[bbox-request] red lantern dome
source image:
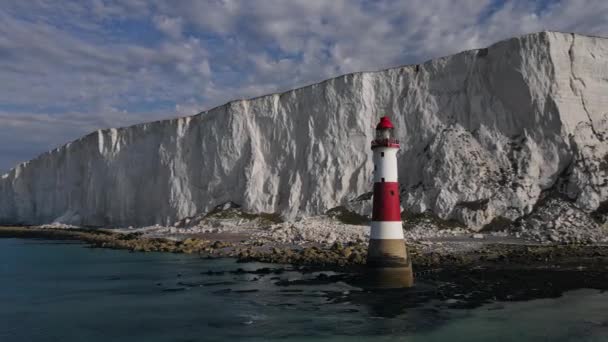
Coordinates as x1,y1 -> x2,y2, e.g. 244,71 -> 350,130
371,116 -> 399,149
376,116 -> 394,130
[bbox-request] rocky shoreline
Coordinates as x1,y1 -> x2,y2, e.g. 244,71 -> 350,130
2,226 -> 606,273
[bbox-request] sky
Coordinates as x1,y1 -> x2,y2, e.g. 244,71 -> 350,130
1,0 -> 607,173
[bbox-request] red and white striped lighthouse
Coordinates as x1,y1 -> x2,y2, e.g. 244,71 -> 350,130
367,116 -> 414,287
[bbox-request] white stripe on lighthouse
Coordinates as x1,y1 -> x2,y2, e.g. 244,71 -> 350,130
370,221 -> 405,239
373,147 -> 399,183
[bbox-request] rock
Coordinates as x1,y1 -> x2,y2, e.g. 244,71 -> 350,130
253,216 -> 369,245
211,241 -> 226,249
331,242 -> 344,251
472,234 -> 485,239
341,247 -> 353,258
349,252 -> 365,264
0,32 -> 607,234
517,197 -> 604,244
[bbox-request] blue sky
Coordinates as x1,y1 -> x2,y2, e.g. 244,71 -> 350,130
1,0 -> 607,173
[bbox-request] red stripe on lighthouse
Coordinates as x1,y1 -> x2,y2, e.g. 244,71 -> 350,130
372,182 -> 401,221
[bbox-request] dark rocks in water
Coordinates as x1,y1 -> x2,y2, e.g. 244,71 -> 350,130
418,267 -> 607,309
212,289 -> 233,294
161,287 -> 187,292
229,267 -> 288,275
232,240 -> 608,277
177,281 -> 203,287
201,281 -> 237,287
236,243 -> 368,266
233,289 -> 259,293
273,273 -> 352,286
317,266 -> 608,318
341,308 -> 360,313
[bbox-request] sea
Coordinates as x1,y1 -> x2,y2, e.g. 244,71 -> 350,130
1,238 -> 607,341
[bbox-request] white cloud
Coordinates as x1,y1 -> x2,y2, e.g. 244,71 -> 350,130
153,15 -> 184,39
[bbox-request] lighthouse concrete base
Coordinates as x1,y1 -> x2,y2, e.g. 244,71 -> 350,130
364,266 -> 414,289
366,239 -> 414,288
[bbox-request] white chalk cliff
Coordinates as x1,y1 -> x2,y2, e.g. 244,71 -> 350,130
1,31 -> 607,230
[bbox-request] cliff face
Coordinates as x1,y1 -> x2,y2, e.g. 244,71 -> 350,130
1,31 -> 607,229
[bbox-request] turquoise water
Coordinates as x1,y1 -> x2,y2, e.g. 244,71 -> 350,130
0,238 -> 607,341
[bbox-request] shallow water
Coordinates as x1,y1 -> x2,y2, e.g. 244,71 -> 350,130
0,238 -> 606,341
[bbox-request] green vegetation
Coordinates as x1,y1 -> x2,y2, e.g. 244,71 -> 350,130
401,210 -> 463,230
205,207 -> 283,225
325,206 -> 369,225
480,216 -> 513,232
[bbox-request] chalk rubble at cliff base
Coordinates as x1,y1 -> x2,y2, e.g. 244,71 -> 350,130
36,196 -> 605,247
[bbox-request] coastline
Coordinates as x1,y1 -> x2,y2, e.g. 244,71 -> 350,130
2,225 -> 606,271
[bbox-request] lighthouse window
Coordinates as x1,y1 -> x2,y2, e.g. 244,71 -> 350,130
381,177 -> 385,182
374,165 -> 377,171
390,190 -> 395,196
381,152 -> 384,157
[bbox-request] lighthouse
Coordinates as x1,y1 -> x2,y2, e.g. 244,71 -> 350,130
367,116 -> 414,288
